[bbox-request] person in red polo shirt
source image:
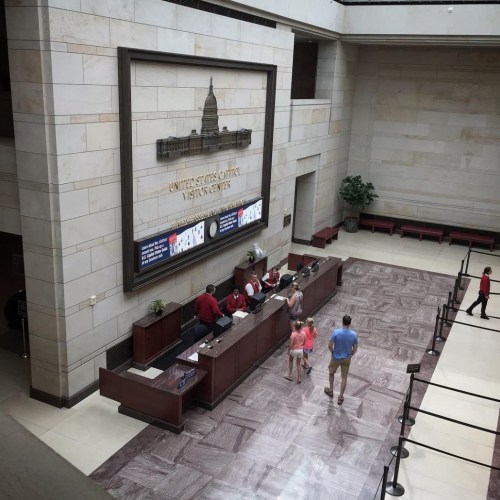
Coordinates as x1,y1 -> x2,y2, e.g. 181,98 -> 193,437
466,267 -> 493,319
225,288 -> 248,315
195,284 -> 223,330
245,271 -> 262,299
261,266 -> 281,293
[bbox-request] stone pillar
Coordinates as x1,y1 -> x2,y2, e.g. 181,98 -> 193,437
7,3 -> 68,405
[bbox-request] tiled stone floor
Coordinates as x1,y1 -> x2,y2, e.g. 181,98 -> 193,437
91,258 -> 457,499
2,231 -> 499,499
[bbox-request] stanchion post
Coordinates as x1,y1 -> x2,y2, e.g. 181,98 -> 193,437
452,277 -> 459,305
436,304 -> 447,342
397,373 -> 416,426
380,465 -> 389,500
20,318 -> 29,359
464,250 -> 471,276
392,396 -> 411,457
386,436 -> 405,497
445,291 -> 453,321
426,306 -> 441,356
458,260 -> 465,289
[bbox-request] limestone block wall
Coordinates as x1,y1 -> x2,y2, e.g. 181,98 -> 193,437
348,46 -> 500,232
0,138 -> 20,234
344,4 -> 500,38
330,43 -> 358,225
8,0 -> 334,401
131,62 -> 266,241
228,0 -> 344,34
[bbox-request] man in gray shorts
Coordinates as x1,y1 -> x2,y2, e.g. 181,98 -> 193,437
324,315 -> 358,405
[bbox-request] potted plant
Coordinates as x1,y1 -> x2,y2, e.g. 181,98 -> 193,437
150,298 -> 166,316
338,175 -> 378,233
246,248 -> 257,263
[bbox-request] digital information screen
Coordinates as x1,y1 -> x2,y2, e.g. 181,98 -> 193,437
137,221 -> 205,271
136,198 -> 262,272
219,199 -> 263,235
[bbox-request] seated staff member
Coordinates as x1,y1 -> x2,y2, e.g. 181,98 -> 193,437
245,271 -> 262,298
225,288 -> 248,315
194,284 -> 223,331
261,266 -> 281,293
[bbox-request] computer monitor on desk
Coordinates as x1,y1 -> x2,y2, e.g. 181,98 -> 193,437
249,292 -> 267,312
213,315 -> 232,337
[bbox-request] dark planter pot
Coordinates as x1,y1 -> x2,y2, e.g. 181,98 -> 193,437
344,217 -> 359,233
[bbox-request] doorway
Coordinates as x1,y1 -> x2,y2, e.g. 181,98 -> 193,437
292,171 -> 317,244
0,232 -> 28,356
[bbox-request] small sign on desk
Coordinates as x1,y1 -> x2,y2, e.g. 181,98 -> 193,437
177,368 -> 197,389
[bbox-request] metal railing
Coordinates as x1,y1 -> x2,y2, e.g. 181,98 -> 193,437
386,374 -> 500,495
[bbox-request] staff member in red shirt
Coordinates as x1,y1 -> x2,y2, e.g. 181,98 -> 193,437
261,266 -> 281,293
245,271 -> 262,299
466,266 -> 493,319
195,284 -> 223,330
225,288 -> 248,315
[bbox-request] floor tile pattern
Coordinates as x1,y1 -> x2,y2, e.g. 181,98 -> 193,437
92,258 -> 457,499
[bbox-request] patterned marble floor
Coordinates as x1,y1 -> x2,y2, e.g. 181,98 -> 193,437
91,258 -> 457,499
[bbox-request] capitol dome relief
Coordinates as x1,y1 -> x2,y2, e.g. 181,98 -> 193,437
157,78 -> 252,159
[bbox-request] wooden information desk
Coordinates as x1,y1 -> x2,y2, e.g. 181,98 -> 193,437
132,302 -> 182,369
178,256 -> 340,409
99,363 -> 206,433
100,254 -> 341,432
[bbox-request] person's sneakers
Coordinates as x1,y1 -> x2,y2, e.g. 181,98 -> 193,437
481,315 -> 490,320
466,310 -> 473,316
307,367 -> 312,375
324,387 -> 333,397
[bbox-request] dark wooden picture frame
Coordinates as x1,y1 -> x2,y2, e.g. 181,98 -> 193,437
118,47 -> 276,292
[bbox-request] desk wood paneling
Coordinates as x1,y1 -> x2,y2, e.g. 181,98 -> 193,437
99,364 -> 206,433
132,302 -> 182,369
186,256 -> 340,409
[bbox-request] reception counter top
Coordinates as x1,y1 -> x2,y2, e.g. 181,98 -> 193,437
182,256 -> 341,408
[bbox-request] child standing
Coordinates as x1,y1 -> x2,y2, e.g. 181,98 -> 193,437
285,320 -> 306,384
301,317 -> 317,375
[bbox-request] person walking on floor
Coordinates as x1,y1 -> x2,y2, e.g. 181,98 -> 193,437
285,320 -> 306,384
466,266 -> 493,320
325,314 -> 358,405
301,317 -> 317,375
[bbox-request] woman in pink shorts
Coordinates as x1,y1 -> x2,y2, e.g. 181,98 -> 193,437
301,317 -> 317,375
285,320 -> 306,384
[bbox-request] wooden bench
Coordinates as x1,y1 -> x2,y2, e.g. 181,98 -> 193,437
400,225 -> 444,243
359,218 -> 396,235
448,231 -> 495,252
311,227 -> 339,248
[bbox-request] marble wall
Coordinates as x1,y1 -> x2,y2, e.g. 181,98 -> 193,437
0,138 -> 19,234
131,62 -> 265,240
348,46 -> 500,231
7,1 -> 497,404
6,0 -> 346,402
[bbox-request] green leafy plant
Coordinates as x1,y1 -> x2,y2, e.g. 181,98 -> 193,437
246,248 -> 257,262
150,298 -> 167,315
338,175 -> 378,218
